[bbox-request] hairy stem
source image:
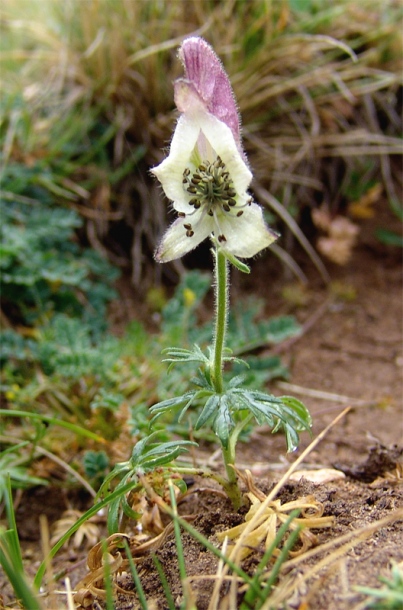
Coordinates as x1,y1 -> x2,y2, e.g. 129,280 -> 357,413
211,248 -> 228,394
210,247 -> 243,509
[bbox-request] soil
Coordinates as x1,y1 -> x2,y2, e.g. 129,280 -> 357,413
1,202 -> 402,610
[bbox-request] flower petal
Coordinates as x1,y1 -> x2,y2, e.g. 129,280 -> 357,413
155,215 -> 213,262
174,79 -> 207,115
179,37 -> 241,148
218,203 -> 279,259
196,112 -> 252,194
151,115 -> 201,212
152,111 -> 251,214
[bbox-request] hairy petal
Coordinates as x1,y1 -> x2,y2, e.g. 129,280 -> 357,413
178,37 -> 241,147
196,112 -> 252,194
155,215 -> 213,263
174,79 -> 207,115
151,111 -> 251,213
151,115 -> 200,212
219,203 -> 279,258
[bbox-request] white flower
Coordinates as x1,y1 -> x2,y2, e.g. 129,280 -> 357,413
152,37 -> 278,263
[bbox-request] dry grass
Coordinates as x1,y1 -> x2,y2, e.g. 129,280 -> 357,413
1,0 -> 402,285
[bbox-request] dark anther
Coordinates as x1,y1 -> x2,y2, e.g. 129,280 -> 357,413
218,234 -> 227,242
237,211 -> 244,217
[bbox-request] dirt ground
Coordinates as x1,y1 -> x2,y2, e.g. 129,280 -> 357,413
2,201 -> 402,609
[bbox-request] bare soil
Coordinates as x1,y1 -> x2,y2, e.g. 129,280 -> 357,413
1,204 -> 402,609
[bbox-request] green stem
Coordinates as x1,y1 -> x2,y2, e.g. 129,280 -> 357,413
211,247 -> 228,394
221,443 -> 242,508
210,247 -> 244,509
221,417 -> 252,509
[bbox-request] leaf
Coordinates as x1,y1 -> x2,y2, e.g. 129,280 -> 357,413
139,443 -> 196,470
227,374 -> 247,389
242,391 -> 284,427
212,395 -> 234,449
195,394 -> 220,429
130,432 -> 161,464
149,393 -> 195,415
162,344 -> 210,370
141,440 -> 197,462
283,423 -> 300,453
278,396 -> 313,430
221,249 -> 251,273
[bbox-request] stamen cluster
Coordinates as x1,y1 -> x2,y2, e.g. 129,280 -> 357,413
181,156 -> 250,242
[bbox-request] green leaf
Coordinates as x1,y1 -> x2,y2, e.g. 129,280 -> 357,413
195,394 -> 220,429
213,395 -> 234,449
162,344 -> 210,370
149,393 -> 195,416
282,424 -> 300,453
177,389 -> 212,423
222,250 -> 251,273
279,396 -> 313,430
139,444 -> 196,470
130,431 -> 162,464
227,374 -> 247,389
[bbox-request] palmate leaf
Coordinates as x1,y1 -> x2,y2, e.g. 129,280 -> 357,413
245,392 -> 312,452
190,386 -> 311,452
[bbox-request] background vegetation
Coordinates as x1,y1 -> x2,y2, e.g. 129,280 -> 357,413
1,0 -> 402,488
1,0 -> 402,285
0,1 -> 402,606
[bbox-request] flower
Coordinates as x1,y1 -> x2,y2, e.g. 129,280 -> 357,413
152,37 -> 278,263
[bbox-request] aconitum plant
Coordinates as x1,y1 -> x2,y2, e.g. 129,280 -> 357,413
150,37 -> 311,508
